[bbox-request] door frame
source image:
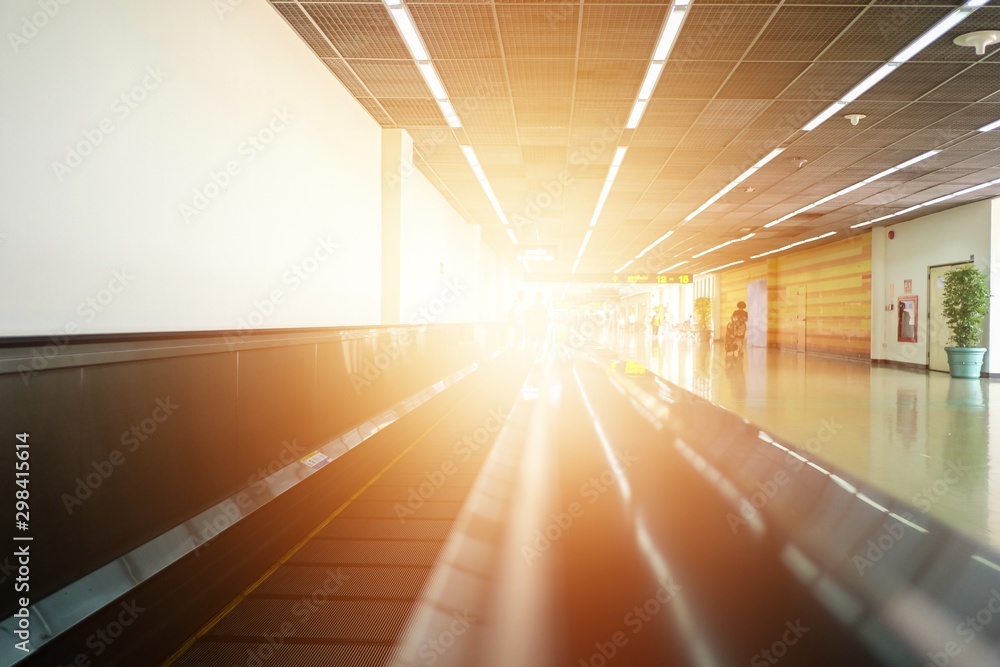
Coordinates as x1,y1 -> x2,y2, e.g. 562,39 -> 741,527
927,261 -> 971,371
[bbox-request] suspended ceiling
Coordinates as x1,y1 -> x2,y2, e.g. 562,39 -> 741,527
269,0 -> 1000,276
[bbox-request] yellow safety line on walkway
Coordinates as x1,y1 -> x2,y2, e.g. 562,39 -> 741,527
159,393 -> 472,667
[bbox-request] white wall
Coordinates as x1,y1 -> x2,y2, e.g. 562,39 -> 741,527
0,0 -> 383,335
398,165 -> 487,323
872,199 -> 992,368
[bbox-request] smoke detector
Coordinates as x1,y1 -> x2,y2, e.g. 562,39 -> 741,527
744,186 -> 755,193
794,157 -> 808,168
844,113 -> 866,126
953,30 -> 1000,55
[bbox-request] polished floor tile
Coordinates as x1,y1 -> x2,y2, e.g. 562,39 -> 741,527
605,332 -> 1000,549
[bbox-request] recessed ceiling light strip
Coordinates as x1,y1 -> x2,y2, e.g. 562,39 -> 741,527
683,148 -> 786,223
695,260 -> 744,276
750,231 -> 837,259
850,178 -> 1000,228
802,0 -> 989,132
616,260 -> 634,274
658,260 -> 688,275
382,0 -> 462,130
625,2 -> 690,129
979,118 -> 1000,132
762,150 -> 939,229
636,230 -> 675,260
461,145 -> 515,240
691,232 -> 756,259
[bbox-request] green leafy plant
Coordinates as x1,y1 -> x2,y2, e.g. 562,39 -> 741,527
693,296 -> 712,331
942,265 -> 990,348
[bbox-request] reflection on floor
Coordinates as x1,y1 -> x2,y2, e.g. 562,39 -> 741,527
604,331 -> 1000,549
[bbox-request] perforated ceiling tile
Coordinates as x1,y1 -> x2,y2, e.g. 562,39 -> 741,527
410,5 -> 500,59
575,59 -> 647,99
435,60 -> 510,99
513,98 -> 572,127
819,6 -> 953,63
672,6 -> 777,62
322,58 -> 370,98
275,3 -> 337,58
923,64 -> 1000,104
653,61 -> 736,100
497,5 -> 579,59
579,5 -> 668,60
356,97 -> 394,127
778,62 -> 887,102
746,99 -> 830,130
571,98 -> 633,129
745,6 -> 863,62
379,98 -> 448,125
677,128 -> 742,150
453,99 -> 517,133
859,62 -> 969,102
307,4 -> 410,59
507,59 -> 576,98
693,99 -> 771,129
348,60 -> 429,98
717,62 -> 811,100
872,102 -> 967,131
913,7 -> 1000,63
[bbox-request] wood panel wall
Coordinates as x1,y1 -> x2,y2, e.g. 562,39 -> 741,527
719,234 -> 872,359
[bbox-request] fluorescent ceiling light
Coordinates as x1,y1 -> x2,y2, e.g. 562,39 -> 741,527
436,100 -> 461,127
507,228 -> 518,244
636,230 -> 674,260
572,257 -> 582,273
578,230 -> 594,257
750,231 -> 837,259
802,1 -> 984,132
978,118 -> 1000,132
462,145 -> 511,227
658,260 -> 688,274
653,7 -> 688,61
892,9 -> 973,63
587,148 -> 628,227
616,260 -> 634,274
389,7 -> 428,61
418,62 -> 447,99
692,232 -> 754,259
612,146 -> 628,167
696,260 -> 743,276
684,148 -> 784,222
638,62 -> 665,100
850,178 -> 1000,228
626,99 -> 648,129
803,102 -> 848,132
840,64 -> 896,103
762,151 -> 938,228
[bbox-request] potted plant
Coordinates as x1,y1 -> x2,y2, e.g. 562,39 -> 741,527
941,264 -> 990,378
693,296 -> 713,342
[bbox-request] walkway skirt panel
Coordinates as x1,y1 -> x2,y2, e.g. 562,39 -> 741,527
945,347 -> 987,378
